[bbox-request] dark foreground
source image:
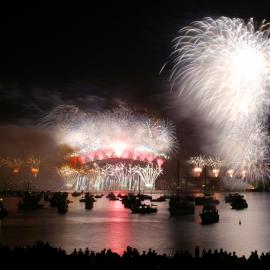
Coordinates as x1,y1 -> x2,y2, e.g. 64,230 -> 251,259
0,241 -> 269,270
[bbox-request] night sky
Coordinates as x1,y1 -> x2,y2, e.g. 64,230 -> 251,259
0,1 -> 269,158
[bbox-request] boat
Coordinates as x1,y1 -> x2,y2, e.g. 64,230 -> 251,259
50,192 -> 68,207
53,193 -> 69,214
44,191 -> 52,201
122,194 -> 141,209
225,193 -> 244,203
131,204 -> 158,214
57,200 -> 68,214
136,194 -> 152,201
230,197 -> 248,210
71,191 -> 82,197
151,196 -> 166,202
200,204 -> 219,224
109,196 -> 119,201
17,192 -> 44,210
94,194 -> 104,199
85,195 -> 94,209
106,193 -> 119,201
80,195 -> 96,203
106,192 -> 114,198
169,196 -> 194,215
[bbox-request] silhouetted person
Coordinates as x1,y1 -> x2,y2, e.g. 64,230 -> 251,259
195,245 -> 200,258
3,240 -> 270,269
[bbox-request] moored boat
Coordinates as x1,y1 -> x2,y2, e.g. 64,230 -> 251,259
80,194 -> 96,203
225,193 -> 244,203
106,192 -> 119,200
136,194 -> 152,201
85,195 -> 94,209
151,196 -> 166,202
200,204 -> 219,224
17,192 -> 44,210
94,194 -> 104,199
122,194 -> 141,209
57,200 -> 68,214
71,191 -> 82,197
230,197 -> 248,210
131,204 -> 158,214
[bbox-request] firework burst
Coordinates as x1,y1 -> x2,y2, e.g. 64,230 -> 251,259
171,17 -> 270,183
40,105 -> 176,190
207,157 -> 223,178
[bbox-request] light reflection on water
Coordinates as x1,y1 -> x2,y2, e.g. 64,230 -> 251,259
1,192 -> 270,256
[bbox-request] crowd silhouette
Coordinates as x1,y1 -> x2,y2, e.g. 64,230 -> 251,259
0,241 -> 270,269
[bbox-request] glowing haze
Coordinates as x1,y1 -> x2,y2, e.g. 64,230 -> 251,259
171,17 -> 270,183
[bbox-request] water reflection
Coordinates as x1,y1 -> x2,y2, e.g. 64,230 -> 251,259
1,193 -> 270,255
104,200 -> 132,253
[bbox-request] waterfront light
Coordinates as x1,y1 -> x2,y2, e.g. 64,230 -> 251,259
31,167 -> 39,177
212,169 -> 219,178
13,168 -> 20,174
228,169 -> 234,178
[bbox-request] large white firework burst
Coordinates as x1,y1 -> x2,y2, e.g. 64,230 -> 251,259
171,16 -> 270,183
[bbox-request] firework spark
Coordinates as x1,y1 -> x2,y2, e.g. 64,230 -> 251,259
189,155 -> 205,176
27,155 -> 41,177
57,165 -> 79,188
57,162 -> 163,192
171,17 -> 270,183
1,157 -> 24,174
207,157 -> 223,177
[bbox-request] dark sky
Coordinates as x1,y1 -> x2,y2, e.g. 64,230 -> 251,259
0,1 -> 269,156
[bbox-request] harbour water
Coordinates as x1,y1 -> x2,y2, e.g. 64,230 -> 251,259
1,192 -> 270,256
